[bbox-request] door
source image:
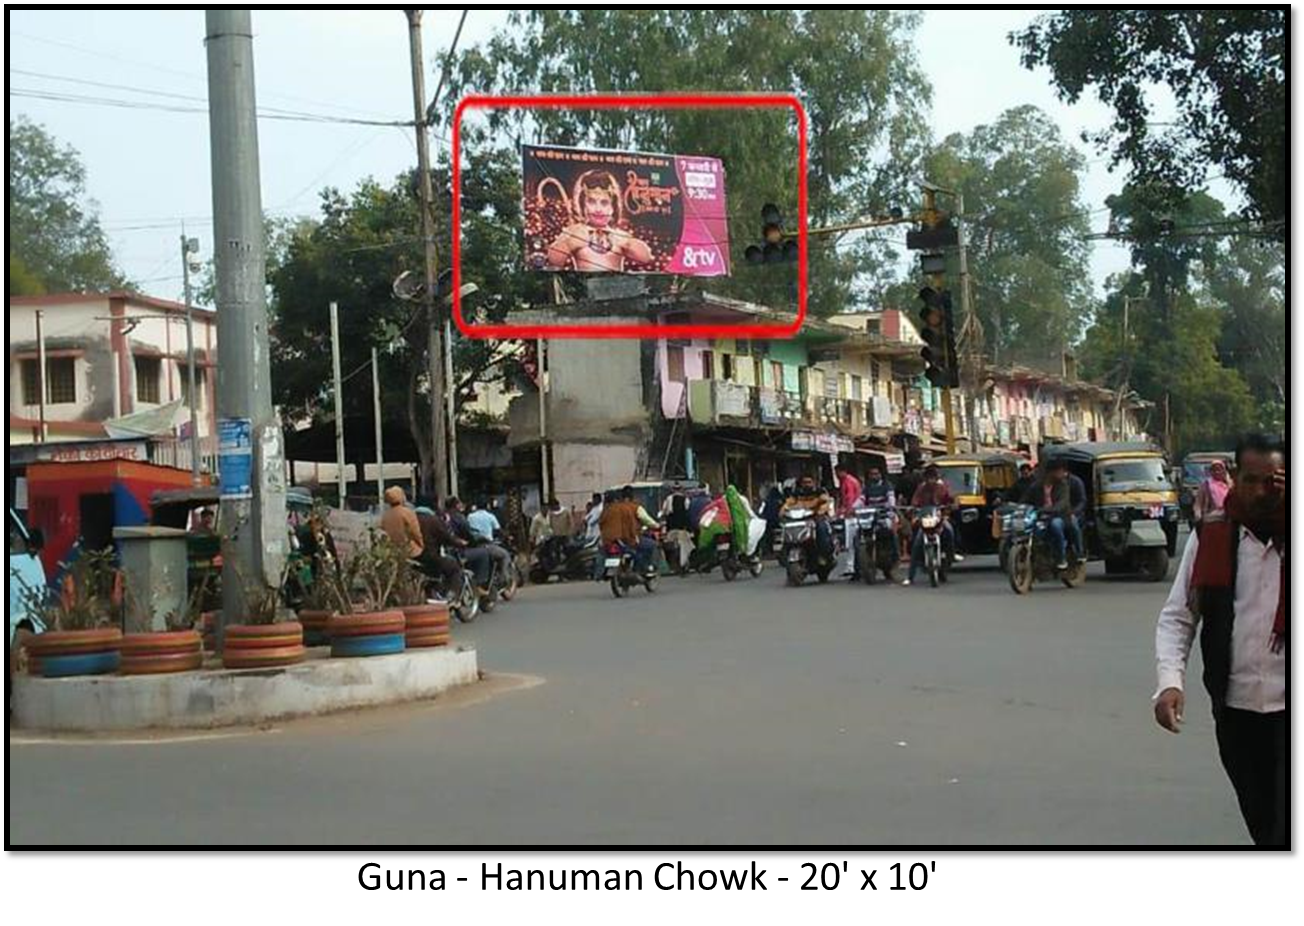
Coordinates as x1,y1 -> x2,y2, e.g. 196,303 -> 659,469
78,493 -> 115,553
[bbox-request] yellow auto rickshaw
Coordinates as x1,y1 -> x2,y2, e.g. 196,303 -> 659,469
933,451 -> 1025,556
1041,442 -> 1179,582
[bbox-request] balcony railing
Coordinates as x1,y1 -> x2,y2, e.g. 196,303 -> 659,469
685,379 -> 896,434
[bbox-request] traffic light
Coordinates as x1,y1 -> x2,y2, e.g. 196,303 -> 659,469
744,203 -> 799,264
918,286 -> 959,388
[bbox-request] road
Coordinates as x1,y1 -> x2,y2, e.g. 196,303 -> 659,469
9,538 -> 1248,846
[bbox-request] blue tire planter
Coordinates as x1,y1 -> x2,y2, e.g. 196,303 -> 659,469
330,632 -> 405,658
41,651 -> 122,678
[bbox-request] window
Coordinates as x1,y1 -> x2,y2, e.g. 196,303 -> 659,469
20,357 -> 76,405
135,356 -> 161,404
701,351 -> 715,380
177,362 -> 203,408
666,346 -> 686,384
720,353 -> 734,381
735,339 -> 751,357
851,374 -> 863,401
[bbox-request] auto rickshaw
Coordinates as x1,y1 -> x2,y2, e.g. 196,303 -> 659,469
932,451 -> 1025,557
1178,450 -> 1235,525
1041,442 -> 1179,582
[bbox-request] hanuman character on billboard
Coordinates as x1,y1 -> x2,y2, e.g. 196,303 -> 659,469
523,144 -> 729,277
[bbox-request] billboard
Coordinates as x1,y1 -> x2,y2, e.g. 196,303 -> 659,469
522,143 -> 729,276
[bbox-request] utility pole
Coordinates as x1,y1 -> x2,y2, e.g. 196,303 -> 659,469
180,231 -> 202,484
330,301 -> 347,510
404,9 -> 449,501
34,309 -> 48,442
954,193 -> 980,451
206,9 -> 288,647
538,337 -> 550,502
371,345 -> 385,504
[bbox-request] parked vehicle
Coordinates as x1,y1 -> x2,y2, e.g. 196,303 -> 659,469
1178,451 -> 1235,525
530,534 -> 599,584
1041,442 -> 1179,582
1005,504 -> 1088,594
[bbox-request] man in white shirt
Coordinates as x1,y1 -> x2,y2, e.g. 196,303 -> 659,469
1154,433 -> 1285,846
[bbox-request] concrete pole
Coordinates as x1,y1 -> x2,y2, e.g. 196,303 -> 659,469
206,9 -> 287,643
538,337 -> 550,502
181,232 -> 202,484
955,194 -> 979,450
372,346 -> 386,505
445,314 -> 458,499
330,301 -> 347,510
404,9 -> 449,501
35,309 -> 48,442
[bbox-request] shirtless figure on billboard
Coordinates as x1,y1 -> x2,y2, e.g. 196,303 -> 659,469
546,169 -> 653,272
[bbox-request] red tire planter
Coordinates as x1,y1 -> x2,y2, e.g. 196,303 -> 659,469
405,629 -> 451,648
120,630 -> 203,676
326,610 -> 406,638
297,609 -> 333,646
222,622 -> 306,669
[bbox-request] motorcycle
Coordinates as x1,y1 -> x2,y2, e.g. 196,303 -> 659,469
603,531 -> 660,598
417,557 -> 481,624
780,508 -> 836,586
1006,504 -> 1087,594
472,540 -> 520,612
852,506 -> 898,585
529,534 -> 599,584
912,505 -> 952,588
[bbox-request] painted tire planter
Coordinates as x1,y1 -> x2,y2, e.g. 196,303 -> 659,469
402,603 -> 451,649
40,651 -> 122,678
200,611 -> 218,652
222,622 -> 306,669
327,611 -> 406,658
120,630 -> 203,676
297,609 -> 333,647
27,628 -> 123,678
330,632 -> 405,658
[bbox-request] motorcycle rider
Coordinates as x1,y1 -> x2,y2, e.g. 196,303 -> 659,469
414,503 -> 467,595
782,473 -> 835,560
1064,462 -> 1088,560
659,482 -> 695,572
1027,461 -> 1074,570
599,486 -> 658,576
904,464 -> 960,586
468,498 -> 514,589
444,497 -> 493,594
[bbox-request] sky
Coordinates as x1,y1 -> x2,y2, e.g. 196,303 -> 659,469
8,9 -> 1242,306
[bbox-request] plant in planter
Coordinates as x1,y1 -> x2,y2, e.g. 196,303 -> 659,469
326,533 -> 407,658
390,557 -> 451,649
118,569 -> 206,676
221,562 -> 306,670
22,548 -> 124,678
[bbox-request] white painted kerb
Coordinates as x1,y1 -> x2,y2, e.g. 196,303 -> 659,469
13,646 -> 479,732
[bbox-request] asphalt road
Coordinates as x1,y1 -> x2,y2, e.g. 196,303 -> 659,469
9,536 -> 1249,846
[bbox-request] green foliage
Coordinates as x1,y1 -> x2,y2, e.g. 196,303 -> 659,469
922,105 -> 1094,360
1012,10 -> 1285,235
17,548 -> 123,632
8,116 -> 128,293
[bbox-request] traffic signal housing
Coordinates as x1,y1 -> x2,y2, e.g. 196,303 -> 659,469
744,203 -> 799,264
918,286 -> 959,388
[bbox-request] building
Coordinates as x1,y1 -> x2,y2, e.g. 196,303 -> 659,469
9,292 -> 218,465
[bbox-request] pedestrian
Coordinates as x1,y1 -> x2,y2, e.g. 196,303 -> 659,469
660,483 -> 694,572
1193,459 -> 1234,524
379,486 -> 423,558
834,463 -> 862,573
546,496 -> 574,539
1154,433 -> 1285,846
529,504 -> 554,550
582,492 -> 604,542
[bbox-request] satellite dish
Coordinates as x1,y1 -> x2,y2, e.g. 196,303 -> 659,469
392,270 -> 424,302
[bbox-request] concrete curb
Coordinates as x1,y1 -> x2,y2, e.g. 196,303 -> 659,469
12,645 -> 479,732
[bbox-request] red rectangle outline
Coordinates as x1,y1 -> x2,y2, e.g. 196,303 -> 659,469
451,93 -> 808,340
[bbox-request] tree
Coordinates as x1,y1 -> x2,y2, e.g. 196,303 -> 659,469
8,116 -> 128,293
1202,237 -> 1285,432
920,105 -> 1095,362
267,147 -> 537,493
1012,10 -> 1286,235
439,10 -> 932,316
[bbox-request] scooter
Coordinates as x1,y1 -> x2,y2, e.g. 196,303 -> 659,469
530,534 -> 600,584
1006,505 -> 1087,594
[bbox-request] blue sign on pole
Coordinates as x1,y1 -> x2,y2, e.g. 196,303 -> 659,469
218,417 -> 254,500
